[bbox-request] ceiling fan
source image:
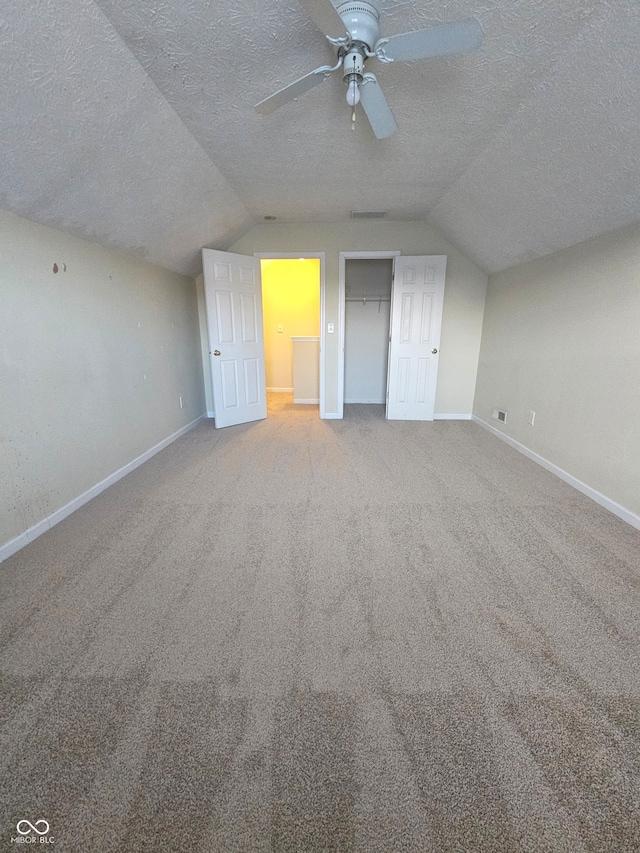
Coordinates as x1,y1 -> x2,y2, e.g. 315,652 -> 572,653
255,0 -> 484,139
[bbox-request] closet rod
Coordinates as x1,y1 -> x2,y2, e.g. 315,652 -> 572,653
345,296 -> 391,302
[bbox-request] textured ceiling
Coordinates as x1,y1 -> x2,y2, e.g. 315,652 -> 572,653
1,0 -> 639,275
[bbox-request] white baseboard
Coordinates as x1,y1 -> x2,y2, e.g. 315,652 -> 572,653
322,413 -> 341,419
0,415 -> 206,563
434,413 -> 473,420
472,415 -> 640,531
206,411 -> 215,419
322,412 -> 474,421
293,398 -> 320,404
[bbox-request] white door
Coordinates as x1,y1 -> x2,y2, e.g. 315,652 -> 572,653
202,248 -> 267,429
386,255 -> 446,421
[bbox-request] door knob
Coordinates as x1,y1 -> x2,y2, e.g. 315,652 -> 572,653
213,350 -> 221,356
432,348 -> 438,354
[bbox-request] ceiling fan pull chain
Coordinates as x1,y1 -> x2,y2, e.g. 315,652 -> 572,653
351,107 -> 356,130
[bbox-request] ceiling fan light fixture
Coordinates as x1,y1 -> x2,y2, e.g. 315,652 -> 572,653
343,46 -> 364,109
346,78 -> 360,106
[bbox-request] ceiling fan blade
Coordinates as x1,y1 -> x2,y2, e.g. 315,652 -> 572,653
256,62 -> 340,115
297,0 -> 346,36
376,17 -> 483,63
359,73 -> 398,139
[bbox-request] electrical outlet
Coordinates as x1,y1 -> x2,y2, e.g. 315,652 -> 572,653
528,410 -> 536,426
277,324 -> 283,333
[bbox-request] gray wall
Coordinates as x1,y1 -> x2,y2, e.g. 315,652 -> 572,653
474,223 -> 640,519
230,220 -> 488,416
0,210 -> 205,554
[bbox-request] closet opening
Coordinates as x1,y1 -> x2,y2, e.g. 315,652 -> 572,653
341,255 -> 396,417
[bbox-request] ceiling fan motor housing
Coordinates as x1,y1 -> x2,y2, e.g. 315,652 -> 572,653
336,1 -> 380,50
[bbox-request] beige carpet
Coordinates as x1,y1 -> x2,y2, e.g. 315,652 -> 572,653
1,394 -> 639,851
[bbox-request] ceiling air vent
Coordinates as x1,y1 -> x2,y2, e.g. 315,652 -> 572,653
350,210 -> 387,220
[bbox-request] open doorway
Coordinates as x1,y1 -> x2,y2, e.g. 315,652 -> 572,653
344,257 -> 394,408
259,257 -> 321,412
337,250 -> 399,418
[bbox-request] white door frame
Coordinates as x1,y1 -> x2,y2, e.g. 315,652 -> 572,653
337,250 -> 401,419
254,252 -> 326,418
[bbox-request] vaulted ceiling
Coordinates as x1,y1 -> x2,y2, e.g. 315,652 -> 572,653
1,0 -> 639,277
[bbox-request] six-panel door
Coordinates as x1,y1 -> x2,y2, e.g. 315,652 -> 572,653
202,249 -> 267,428
386,255 -> 447,420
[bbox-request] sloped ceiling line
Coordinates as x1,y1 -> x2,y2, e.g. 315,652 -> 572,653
93,0 -> 240,187
429,0 -> 640,272
426,1 -> 608,251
